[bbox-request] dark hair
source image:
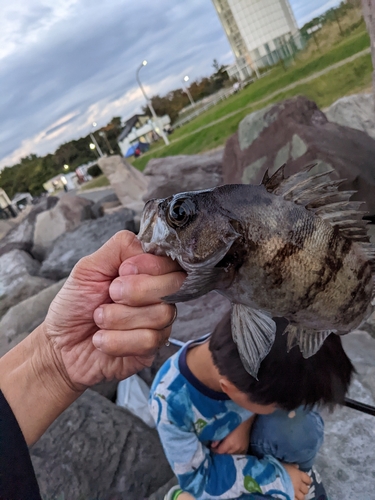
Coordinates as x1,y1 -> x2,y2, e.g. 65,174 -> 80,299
209,312 -> 355,411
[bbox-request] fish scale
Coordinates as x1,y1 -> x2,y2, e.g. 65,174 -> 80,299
138,164 -> 375,378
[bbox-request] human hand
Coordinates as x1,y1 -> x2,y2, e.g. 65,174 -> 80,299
41,230 -> 186,391
282,463 -> 311,500
211,416 -> 255,455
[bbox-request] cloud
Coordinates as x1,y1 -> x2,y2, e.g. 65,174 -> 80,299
0,0 -> 348,168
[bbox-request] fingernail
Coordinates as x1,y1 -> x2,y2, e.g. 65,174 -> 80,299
110,280 -> 123,301
120,262 -> 138,276
94,308 -> 103,325
93,332 -> 103,349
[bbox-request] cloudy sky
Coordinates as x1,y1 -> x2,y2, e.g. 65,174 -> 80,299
0,0 -> 342,169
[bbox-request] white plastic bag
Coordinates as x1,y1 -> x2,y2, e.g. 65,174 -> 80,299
116,374 -> 156,428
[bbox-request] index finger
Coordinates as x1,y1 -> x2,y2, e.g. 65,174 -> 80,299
119,253 -> 183,277
301,471 -> 312,485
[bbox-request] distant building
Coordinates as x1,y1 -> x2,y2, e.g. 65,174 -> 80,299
212,0 -> 302,80
12,192 -> 33,210
117,114 -> 171,157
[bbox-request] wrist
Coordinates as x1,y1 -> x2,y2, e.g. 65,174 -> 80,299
0,322 -> 84,445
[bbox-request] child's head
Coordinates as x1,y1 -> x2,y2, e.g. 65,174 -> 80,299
209,313 -> 354,412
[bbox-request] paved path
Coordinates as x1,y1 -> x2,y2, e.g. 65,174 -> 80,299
143,47 -> 371,159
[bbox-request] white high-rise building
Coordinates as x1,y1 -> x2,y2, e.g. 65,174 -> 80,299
212,0 -> 300,80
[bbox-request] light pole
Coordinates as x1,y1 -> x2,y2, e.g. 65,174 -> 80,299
99,131 -> 114,154
90,122 -> 104,157
183,75 -> 195,107
136,60 -> 170,146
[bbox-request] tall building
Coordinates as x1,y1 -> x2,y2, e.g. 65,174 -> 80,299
212,0 -> 300,80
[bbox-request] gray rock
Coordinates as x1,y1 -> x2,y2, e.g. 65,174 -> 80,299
143,149 -> 224,201
98,155 -> 149,214
0,196 -> 59,256
90,192 -> 121,219
316,330 -> 375,499
326,93 -> 375,140
0,279 -> 66,357
40,208 -> 135,280
32,194 -> 94,260
30,390 -> 173,500
138,292 -> 231,386
0,250 -> 53,318
223,95 -> 375,215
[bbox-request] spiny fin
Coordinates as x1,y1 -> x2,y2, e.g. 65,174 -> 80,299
285,324 -> 332,358
231,305 -> 276,379
163,267 -> 228,303
264,163 -> 375,273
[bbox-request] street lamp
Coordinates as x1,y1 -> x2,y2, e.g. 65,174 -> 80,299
183,75 -> 195,107
90,122 -> 104,157
136,60 -> 170,146
63,164 -> 69,170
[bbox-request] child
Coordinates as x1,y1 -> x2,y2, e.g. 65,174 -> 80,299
149,314 -> 354,500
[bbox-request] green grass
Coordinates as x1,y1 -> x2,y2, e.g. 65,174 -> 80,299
132,26 -> 371,172
133,52 -> 372,171
79,175 -> 110,190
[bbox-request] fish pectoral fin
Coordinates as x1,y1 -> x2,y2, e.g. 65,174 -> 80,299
163,267 -> 227,303
231,305 -> 276,379
286,324 -> 333,358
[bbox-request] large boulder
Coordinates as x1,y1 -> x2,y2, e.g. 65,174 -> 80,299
325,93 -> 375,140
222,96 -> 375,215
0,250 -> 53,318
98,155 -> 149,214
143,149 -> 224,201
32,194 -> 94,260
0,279 -> 66,357
139,292 -> 231,386
30,390 -> 173,500
316,330 -> 375,499
0,196 -> 59,257
39,208 -> 135,280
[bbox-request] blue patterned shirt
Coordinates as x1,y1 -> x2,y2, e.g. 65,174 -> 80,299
149,336 -> 294,500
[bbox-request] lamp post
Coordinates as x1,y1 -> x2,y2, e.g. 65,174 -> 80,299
89,142 -> 100,158
99,131 -> 114,154
136,60 -> 170,146
90,122 -> 104,157
182,75 -> 195,107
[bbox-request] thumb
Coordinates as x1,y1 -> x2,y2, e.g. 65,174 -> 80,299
74,231 -> 143,280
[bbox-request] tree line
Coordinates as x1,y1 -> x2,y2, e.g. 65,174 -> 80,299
0,60 -> 229,199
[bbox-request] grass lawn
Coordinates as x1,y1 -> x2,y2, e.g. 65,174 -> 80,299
79,175 -> 110,190
131,20 -> 371,172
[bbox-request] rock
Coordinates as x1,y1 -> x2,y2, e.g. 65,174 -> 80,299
222,96 -> 375,215
0,196 -> 59,257
32,194 -> 94,260
0,279 -> 66,357
316,330 -> 375,499
90,193 -> 121,219
325,93 -> 375,140
138,292 -> 231,386
0,250 -> 53,318
98,155 -> 149,214
143,149 -> 224,201
40,208 -> 135,280
30,390 -> 173,500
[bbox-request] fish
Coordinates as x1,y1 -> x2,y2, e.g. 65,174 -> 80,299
138,164 -> 375,378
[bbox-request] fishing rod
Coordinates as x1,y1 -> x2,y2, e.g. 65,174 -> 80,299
344,397 -> 375,417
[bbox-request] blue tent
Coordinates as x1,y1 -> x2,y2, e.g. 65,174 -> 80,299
125,143 -> 139,157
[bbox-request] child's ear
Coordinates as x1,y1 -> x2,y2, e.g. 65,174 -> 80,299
219,378 -> 233,395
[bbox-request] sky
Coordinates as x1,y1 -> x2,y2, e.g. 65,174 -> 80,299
0,0 -> 342,169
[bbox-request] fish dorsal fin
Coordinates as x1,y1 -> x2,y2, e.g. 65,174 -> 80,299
265,163 -> 375,271
261,163 -> 287,192
285,324 -> 333,358
231,304 -> 276,379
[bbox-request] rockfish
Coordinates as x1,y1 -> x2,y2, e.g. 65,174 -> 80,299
138,164 -> 375,377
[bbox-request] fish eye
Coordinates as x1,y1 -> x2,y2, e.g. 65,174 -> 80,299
166,197 -> 196,228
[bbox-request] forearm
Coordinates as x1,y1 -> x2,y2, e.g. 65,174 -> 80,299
0,323 -> 83,446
